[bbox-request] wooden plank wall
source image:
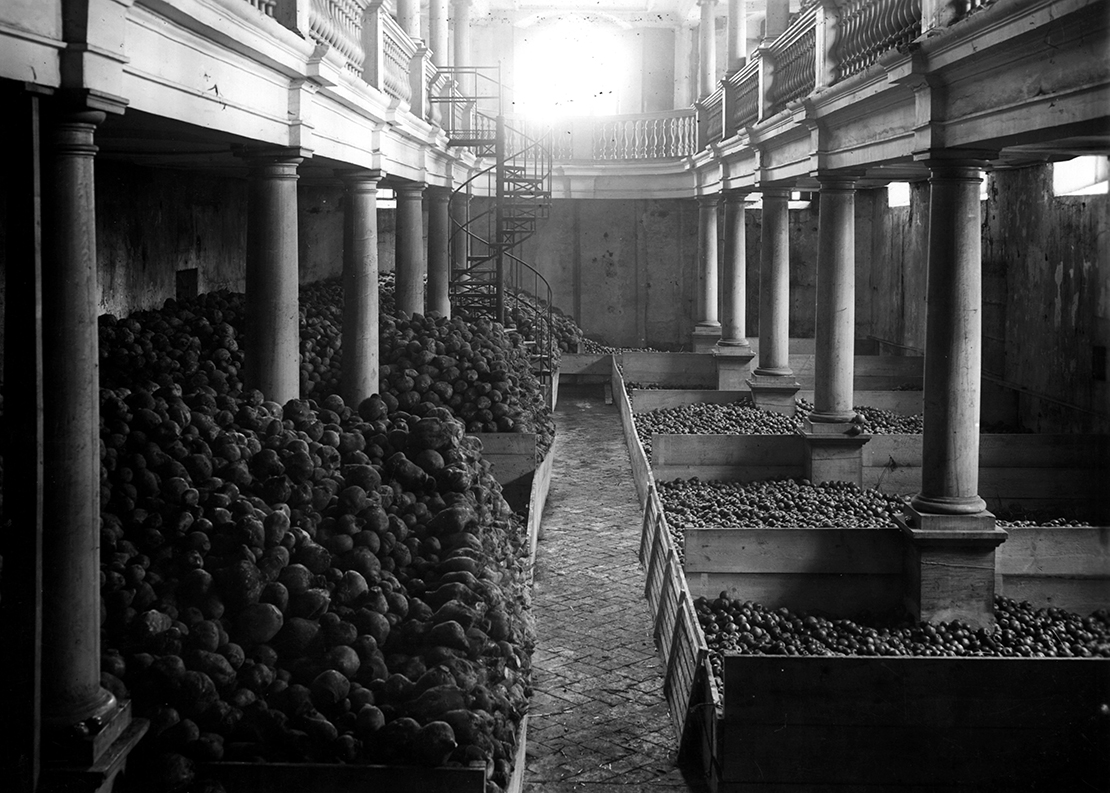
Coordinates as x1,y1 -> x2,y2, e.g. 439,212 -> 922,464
790,354 -> 924,389
474,432 -> 538,513
615,359 -> 654,507
630,389 -> 750,414
652,434 -> 804,483
683,527 -> 905,616
619,351 -> 717,387
997,526 -> 1110,614
717,656 -> 1110,790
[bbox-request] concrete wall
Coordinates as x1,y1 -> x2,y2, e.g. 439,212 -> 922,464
519,197 -> 824,350
92,165 -> 396,319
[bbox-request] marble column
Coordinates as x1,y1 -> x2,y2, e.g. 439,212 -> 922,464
802,176 -> 868,486
244,151 -> 303,405
692,194 -> 722,351
341,170 -> 383,408
427,187 -> 452,318
429,0 -> 449,67
726,0 -> 747,74
395,183 -> 427,317
396,0 -> 420,38
747,187 -> 799,412
899,155 -> 1006,630
698,0 -> 719,98
715,190 -> 754,388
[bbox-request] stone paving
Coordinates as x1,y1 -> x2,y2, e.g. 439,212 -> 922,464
524,385 -> 708,793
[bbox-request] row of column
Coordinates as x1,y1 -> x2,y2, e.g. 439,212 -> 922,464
693,158 -> 1005,626
3,97 -> 459,789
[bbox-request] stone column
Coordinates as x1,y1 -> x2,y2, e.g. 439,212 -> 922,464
898,154 -> 1006,630
747,187 -> 799,412
341,170 -> 383,408
801,176 -> 868,486
714,190 -> 754,388
698,0 -> 719,98
451,192 -> 470,280
429,0 -> 449,67
396,0 -> 420,38
395,183 -> 427,317
726,0 -> 747,74
692,194 -> 722,351
764,0 -> 790,40
427,187 -> 452,318
244,150 -> 303,405
39,105 -> 148,779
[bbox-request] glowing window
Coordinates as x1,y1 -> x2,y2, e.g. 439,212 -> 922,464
1053,156 -> 1110,196
887,182 -> 910,208
514,17 -> 629,120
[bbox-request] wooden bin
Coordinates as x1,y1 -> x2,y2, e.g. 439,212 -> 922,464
714,654 -> 1109,790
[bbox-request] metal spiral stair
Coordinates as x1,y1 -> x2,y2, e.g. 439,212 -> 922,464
430,67 -> 557,397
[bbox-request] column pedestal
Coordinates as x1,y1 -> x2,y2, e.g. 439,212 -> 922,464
713,347 -> 756,390
747,373 -> 801,413
693,325 -> 722,352
40,703 -> 148,793
801,419 -> 869,486
897,507 -> 1007,629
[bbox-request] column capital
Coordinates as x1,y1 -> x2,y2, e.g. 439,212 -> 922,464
697,193 -> 720,208
235,146 -> 310,173
697,0 -> 719,7
914,148 -> 998,169
339,168 -> 384,187
760,186 -> 792,199
813,173 -> 860,190
722,188 -> 750,204
395,182 -> 427,197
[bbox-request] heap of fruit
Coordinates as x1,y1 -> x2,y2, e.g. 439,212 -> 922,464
795,399 -> 922,434
379,313 -> 555,459
696,593 -> 1110,689
633,400 -> 801,457
659,478 -> 909,557
98,384 -> 533,791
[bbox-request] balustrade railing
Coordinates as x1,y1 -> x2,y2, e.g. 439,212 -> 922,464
726,62 -> 760,132
766,6 -> 818,114
594,111 -> 697,160
363,4 -> 416,102
833,0 -> 922,83
308,0 -> 368,75
245,0 -> 277,15
698,88 -> 724,148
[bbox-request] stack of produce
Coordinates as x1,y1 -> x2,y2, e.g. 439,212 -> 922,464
98,385 -> 534,791
633,400 -> 801,457
795,399 -> 922,434
696,594 -> 1110,690
659,478 -> 909,559
379,313 -> 555,459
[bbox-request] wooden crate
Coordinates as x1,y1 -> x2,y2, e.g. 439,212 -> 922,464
652,434 -> 804,483
715,655 -> 1110,790
789,354 -> 924,390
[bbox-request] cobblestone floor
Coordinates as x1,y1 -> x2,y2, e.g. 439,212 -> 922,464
524,385 -> 708,792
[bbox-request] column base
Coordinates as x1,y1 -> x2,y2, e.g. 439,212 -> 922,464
41,700 -> 149,793
691,324 -> 722,352
712,345 -> 755,391
746,373 -> 801,414
800,420 -> 870,486
897,506 -> 1008,629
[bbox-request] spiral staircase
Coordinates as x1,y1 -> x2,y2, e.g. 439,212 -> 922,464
430,67 -> 556,397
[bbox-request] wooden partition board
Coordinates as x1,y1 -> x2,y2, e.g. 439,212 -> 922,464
615,359 -> 654,507
631,389 -> 752,414
796,389 -> 925,414
641,485 -> 713,749
558,352 -> 612,376
715,656 -> 1109,790
652,434 -> 805,483
996,525 -> 1110,613
199,762 -> 487,792
618,351 -> 717,387
525,445 -> 556,579
473,432 -> 538,513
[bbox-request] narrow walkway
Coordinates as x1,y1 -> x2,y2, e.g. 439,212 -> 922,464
524,385 -> 707,792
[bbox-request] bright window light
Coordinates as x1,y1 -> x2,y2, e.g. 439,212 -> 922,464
887,182 -> 910,208
1053,156 -> 1110,196
514,17 -> 628,120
